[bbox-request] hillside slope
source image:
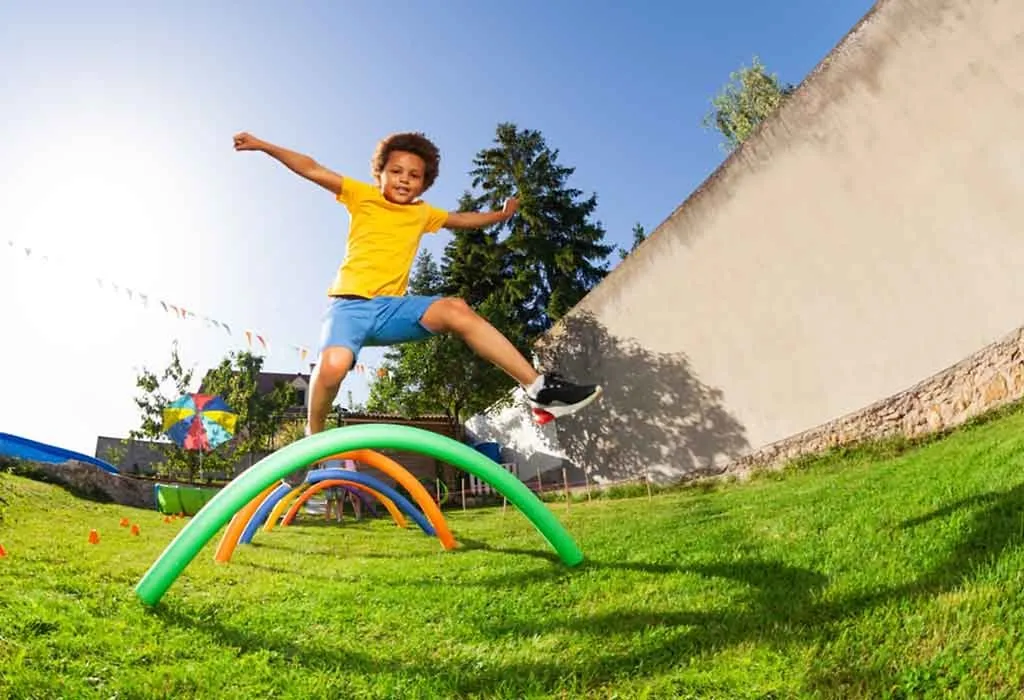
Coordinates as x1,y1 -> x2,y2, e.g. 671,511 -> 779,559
2,405 -> 1024,698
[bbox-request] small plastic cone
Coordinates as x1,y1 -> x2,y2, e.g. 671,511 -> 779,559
130,524 -> 140,536
0,543 -> 7,557
164,516 -> 171,523
119,517 -> 130,527
88,529 -> 100,544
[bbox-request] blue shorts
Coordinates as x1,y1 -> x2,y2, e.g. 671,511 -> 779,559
317,295 -> 443,361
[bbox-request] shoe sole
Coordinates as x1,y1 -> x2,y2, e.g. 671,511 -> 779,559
531,385 -> 604,425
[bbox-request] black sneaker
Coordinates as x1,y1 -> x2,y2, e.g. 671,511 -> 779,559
526,372 -> 603,424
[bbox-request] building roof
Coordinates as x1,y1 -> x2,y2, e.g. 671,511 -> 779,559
197,369 -> 311,397
255,372 -> 311,396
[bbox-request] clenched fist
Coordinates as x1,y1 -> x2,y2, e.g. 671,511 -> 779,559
233,132 -> 264,151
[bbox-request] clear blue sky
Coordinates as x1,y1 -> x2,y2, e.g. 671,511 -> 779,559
0,0 -> 875,455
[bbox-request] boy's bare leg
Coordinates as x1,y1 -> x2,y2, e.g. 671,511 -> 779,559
420,298 -> 538,385
307,347 -> 355,435
421,297 -> 602,421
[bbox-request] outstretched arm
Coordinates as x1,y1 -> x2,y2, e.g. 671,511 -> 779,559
233,132 -> 343,195
444,197 -> 519,229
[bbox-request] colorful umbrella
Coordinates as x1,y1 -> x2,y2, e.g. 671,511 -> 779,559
162,393 -> 238,452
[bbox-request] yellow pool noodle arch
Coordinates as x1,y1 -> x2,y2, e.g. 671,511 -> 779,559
263,484 -> 306,533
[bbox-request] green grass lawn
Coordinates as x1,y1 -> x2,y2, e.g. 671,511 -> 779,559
3,410 -> 1024,699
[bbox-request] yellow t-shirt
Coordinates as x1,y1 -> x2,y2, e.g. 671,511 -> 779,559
327,177 -> 449,298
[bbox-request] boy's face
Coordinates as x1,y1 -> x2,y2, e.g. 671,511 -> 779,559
379,150 -> 426,204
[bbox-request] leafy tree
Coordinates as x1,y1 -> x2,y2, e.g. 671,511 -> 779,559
618,223 -> 648,260
127,341 -> 207,480
703,56 -> 795,152
127,345 -> 296,481
272,418 -> 308,450
199,350 -> 297,472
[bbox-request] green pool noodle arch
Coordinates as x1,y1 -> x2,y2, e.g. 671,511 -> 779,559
134,424 -> 584,606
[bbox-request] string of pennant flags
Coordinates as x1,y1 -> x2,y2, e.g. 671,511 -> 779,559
1,238 -> 390,379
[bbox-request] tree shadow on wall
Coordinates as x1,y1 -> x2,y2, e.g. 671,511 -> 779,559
535,310 -> 750,483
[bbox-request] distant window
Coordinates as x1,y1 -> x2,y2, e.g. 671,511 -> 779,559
296,390 -> 305,406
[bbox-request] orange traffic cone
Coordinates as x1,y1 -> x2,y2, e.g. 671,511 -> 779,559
119,517 -> 130,527
88,529 -> 100,544
130,524 -> 140,536
0,543 -> 7,557
163,516 -> 172,523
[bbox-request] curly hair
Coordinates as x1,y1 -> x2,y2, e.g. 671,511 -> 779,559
371,132 -> 441,191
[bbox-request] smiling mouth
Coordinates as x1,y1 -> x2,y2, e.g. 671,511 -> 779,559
395,187 -> 410,197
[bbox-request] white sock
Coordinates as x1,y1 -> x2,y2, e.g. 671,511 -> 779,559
525,374 -> 545,397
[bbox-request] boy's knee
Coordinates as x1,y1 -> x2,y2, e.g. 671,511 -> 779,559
424,297 -> 477,333
316,347 -> 355,385
444,297 -> 475,325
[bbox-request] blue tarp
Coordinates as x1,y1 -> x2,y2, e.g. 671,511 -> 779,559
473,441 -> 502,463
0,432 -> 120,474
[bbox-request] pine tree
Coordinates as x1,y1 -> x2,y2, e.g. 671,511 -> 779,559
461,123 -> 615,333
409,249 -> 443,296
439,193 -> 509,306
618,223 -> 648,260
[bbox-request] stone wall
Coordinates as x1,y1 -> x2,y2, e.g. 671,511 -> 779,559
0,469 -> 10,523
5,459 -> 156,510
728,322 -> 1024,476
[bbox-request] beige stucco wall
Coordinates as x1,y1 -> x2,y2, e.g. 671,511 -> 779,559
470,0 -> 1024,483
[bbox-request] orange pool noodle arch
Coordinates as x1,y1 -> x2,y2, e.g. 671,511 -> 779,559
214,480 -> 410,565
214,483 -> 278,563
326,448 -> 456,551
216,448 -> 457,565
281,479 -> 408,530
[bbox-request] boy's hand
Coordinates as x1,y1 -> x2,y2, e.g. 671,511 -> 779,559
501,196 -> 520,219
232,133 -> 344,194
233,132 -> 265,151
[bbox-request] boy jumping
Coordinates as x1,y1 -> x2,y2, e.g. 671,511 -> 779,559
232,130 -> 602,435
